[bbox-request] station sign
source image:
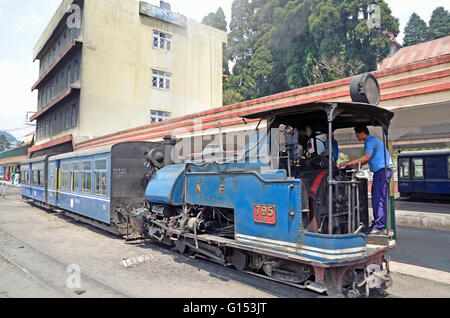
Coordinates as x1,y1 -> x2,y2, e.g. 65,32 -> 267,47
139,1 -> 187,28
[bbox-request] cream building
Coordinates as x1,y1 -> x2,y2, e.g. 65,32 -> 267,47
29,0 -> 227,156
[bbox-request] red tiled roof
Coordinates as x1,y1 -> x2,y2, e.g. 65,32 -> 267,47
380,36 -> 450,70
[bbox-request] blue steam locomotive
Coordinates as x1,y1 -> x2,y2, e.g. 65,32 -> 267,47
22,75 -> 396,297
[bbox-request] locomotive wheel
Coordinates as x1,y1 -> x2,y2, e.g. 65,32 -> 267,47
230,249 -> 249,271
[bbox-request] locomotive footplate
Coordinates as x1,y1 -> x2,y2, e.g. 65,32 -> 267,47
183,232 -> 395,267
366,230 -> 395,246
181,232 -> 395,296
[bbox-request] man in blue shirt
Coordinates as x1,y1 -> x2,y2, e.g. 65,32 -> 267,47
339,125 -> 393,234
325,133 -> 339,161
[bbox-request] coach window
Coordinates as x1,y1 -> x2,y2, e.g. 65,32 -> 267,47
412,158 -> 424,179
94,159 -> 108,196
49,167 -> 54,190
82,161 -> 92,193
61,163 -> 70,190
32,169 -> 38,185
39,167 -> 45,185
448,156 -> 450,178
71,162 -> 80,192
22,168 -> 29,184
399,158 -> 410,179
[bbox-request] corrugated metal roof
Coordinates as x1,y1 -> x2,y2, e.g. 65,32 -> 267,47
48,145 -> 113,161
380,36 -> 450,70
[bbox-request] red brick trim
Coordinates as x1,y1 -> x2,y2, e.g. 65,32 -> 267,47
77,119 -> 256,152
0,155 -> 28,165
380,82 -> 450,101
28,135 -> 73,154
379,69 -> 450,89
76,54 -> 450,150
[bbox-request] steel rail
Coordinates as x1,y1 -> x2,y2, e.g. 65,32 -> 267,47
0,227 -> 133,298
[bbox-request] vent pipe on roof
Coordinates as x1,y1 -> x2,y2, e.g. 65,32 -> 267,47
160,1 -> 171,11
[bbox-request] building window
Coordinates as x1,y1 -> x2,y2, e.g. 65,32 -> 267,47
45,120 -> 49,138
48,54 -> 52,68
82,161 -> 92,193
73,59 -> 79,82
153,31 -> 172,51
49,117 -> 53,137
152,70 -> 171,90
67,65 -> 72,87
59,112 -> 64,133
65,107 -> 71,130
71,105 -> 77,127
150,110 -> 171,124
94,159 -> 108,196
71,162 -> 80,192
412,158 -> 424,179
46,86 -> 50,104
60,163 -> 70,190
53,115 -> 57,135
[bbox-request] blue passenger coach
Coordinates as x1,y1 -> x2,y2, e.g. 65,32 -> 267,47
48,146 -> 112,224
398,149 -> 450,200
21,141 -> 164,235
21,156 -> 49,205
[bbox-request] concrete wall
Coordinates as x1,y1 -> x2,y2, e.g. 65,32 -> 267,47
78,0 -> 227,138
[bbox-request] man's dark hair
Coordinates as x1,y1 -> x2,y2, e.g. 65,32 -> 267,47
354,125 -> 370,135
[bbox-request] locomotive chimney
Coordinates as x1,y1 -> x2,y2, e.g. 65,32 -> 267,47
163,135 -> 177,165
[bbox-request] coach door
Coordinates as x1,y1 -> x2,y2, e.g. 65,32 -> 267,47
48,160 -> 61,206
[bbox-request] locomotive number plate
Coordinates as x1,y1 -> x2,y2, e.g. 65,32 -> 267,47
254,204 -> 276,225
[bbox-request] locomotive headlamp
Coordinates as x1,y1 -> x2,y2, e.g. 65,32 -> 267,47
350,73 -> 381,105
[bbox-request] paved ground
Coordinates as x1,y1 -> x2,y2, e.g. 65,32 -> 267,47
388,226 -> 450,272
1,186 -> 449,298
395,199 -> 450,215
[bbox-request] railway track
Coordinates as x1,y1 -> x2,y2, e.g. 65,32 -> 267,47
0,227 -> 133,298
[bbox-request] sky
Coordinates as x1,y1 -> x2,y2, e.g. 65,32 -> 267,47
0,0 -> 448,140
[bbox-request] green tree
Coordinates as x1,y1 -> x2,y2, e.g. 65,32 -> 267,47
202,7 -> 227,32
222,0 -> 399,105
403,13 -> 428,46
427,7 -> 450,41
202,7 -> 229,75
0,135 -> 11,152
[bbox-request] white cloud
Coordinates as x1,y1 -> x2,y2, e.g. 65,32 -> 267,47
0,60 -> 38,138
